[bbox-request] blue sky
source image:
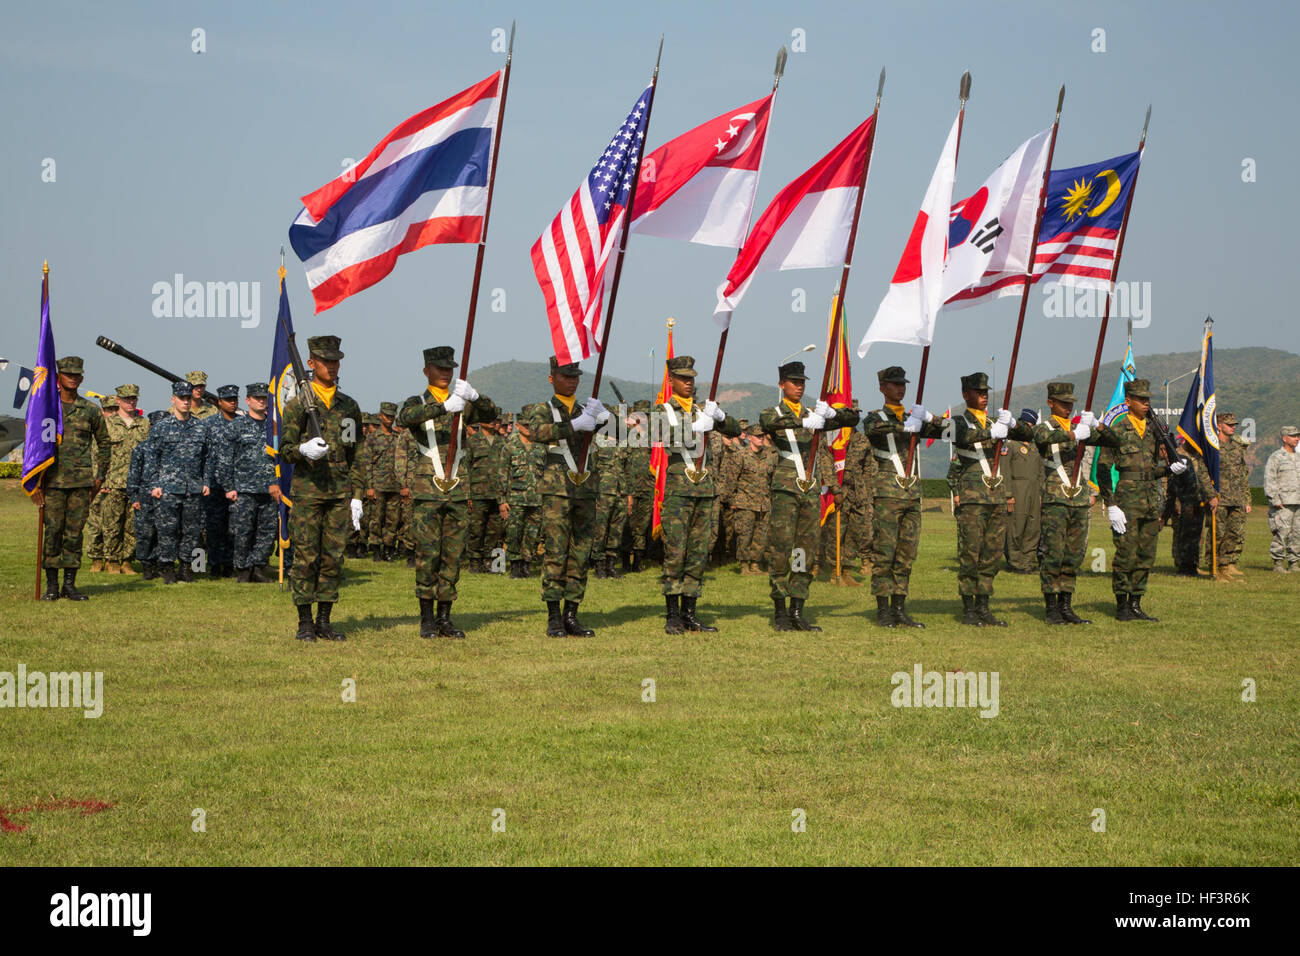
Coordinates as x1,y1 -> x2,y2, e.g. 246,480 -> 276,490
2,0 -> 1296,413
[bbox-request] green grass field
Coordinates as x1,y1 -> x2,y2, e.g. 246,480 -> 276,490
1,479 -> 1296,865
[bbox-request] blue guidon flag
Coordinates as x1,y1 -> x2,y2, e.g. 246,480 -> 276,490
268,272 -> 297,549
1177,322 -> 1219,490
22,269 -> 61,496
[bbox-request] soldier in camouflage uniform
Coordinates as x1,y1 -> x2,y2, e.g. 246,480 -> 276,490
187,371 -> 216,421
218,383 -> 279,582
730,426 -> 774,575
760,360 -> 860,631
34,356 -> 110,600
1200,412 -> 1250,579
505,405 -> 545,577
624,400 -> 655,571
201,384 -> 240,577
591,431 -> 627,579
840,412 -> 875,574
279,335 -> 364,642
84,395 -> 116,571
655,356 -> 741,633
396,427 -> 418,563
526,356 -> 609,637
464,419 -> 507,574
1097,378 -> 1189,620
128,410 -> 166,578
398,346 -> 499,638
98,384 -> 149,574
862,366 -> 951,628
362,402 -> 405,561
147,381 -> 210,584
950,372 -> 1035,627
1032,383 -> 1111,624
1166,437 -> 1211,576
1264,425 -> 1300,572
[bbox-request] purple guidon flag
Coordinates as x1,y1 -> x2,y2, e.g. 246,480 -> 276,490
22,268 -> 62,497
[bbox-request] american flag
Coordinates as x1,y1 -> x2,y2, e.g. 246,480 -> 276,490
531,86 -> 652,364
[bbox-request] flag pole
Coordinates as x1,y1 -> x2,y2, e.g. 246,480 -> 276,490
442,21 -> 515,485
803,67 -> 886,483
575,36 -> 664,475
990,85 -> 1065,477
34,261 -> 50,600
906,70 -> 971,478
1070,105 -> 1150,484
705,46 -> 788,405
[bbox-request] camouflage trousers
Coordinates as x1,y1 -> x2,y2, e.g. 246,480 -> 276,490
1039,503 -> 1089,594
593,493 -> 627,559
660,493 -> 713,597
43,486 -> 93,569
1111,514 -> 1160,595
843,497 -> 873,563
230,492 -> 277,569
505,500 -> 542,562
709,498 -> 724,554
466,497 -> 505,563
871,497 -> 921,596
203,489 -> 232,567
627,495 -> 653,552
1268,504 -> 1300,564
540,494 -> 595,603
1170,500 -> 1205,572
366,491 -> 402,549
155,492 -> 204,565
99,489 -> 137,562
1205,505 -> 1246,569
767,489 -> 819,601
956,503 -> 1006,596
288,497 -> 350,606
84,492 -> 105,560
134,500 -> 158,563
413,499 -> 468,602
399,496 -> 415,551
731,508 -> 768,566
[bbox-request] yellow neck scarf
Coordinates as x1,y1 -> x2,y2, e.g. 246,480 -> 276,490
677,395 -> 694,415
1130,415 -> 1147,438
311,381 -> 335,409
783,397 -> 802,416
1053,414 -> 1071,430
554,393 -> 576,414
968,408 -> 988,427
885,402 -> 905,421
428,384 -> 449,403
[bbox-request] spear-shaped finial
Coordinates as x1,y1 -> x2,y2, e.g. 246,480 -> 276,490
875,67 -> 886,110
1141,104 -> 1152,146
507,20 -> 515,60
1055,84 -> 1065,119
43,259 -> 49,275
774,46 -> 787,89
959,70 -> 972,103
653,34 -> 663,78
1205,314 -> 1214,328
279,245 -> 286,281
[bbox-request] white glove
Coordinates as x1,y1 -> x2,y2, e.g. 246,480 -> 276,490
691,415 -> 714,434
1079,410 -> 1098,428
990,422 -> 1009,441
350,499 -> 363,531
903,415 -> 923,434
442,392 -> 466,414
801,413 -> 827,431
1108,505 -> 1127,534
813,400 -> 834,419
453,378 -> 478,401
582,397 -> 610,424
299,437 -> 328,461
996,408 -> 1013,426
1072,423 -> 1092,441
1169,459 -> 1188,475
703,400 -> 724,422
910,403 -> 934,423
570,410 -> 597,433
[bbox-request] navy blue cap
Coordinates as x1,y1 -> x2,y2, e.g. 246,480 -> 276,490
171,381 -> 193,398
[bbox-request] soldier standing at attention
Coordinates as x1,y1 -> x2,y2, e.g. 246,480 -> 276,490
862,366 -> 950,628
465,419 -> 506,573
526,356 -> 609,637
202,384 -> 240,577
1097,378 -> 1188,620
841,411 -> 875,576
129,410 -> 166,579
505,405 -> 545,578
730,426 -> 773,576
1201,412 -> 1250,579
950,372 -> 1035,627
655,356 -> 741,634
33,356 -> 110,600
363,402 -> 404,562
99,384 -> 150,574
397,346 -> 499,639
1166,437 -> 1212,576
1264,425 -> 1300,573
760,360 -> 860,631
591,427 -> 627,579
220,383 -> 279,583
623,400 -> 655,572
85,395 -> 116,572
187,371 -> 216,421
148,381 -> 210,585
1003,426 -> 1044,575
279,336 -> 364,642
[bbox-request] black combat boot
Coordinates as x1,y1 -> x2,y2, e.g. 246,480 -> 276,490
891,595 -> 925,628
1043,593 -> 1065,625
975,595 -> 1006,627
545,600 -> 565,637
295,604 -> 317,642
681,596 -> 717,632
509,560 -> 526,579
772,597 -> 794,631
605,555 -> 623,579
315,602 -> 346,641
372,547 -> 384,562
60,569 -> 88,601
436,601 -> 466,638
1058,592 -> 1090,624
593,558 -> 608,579
162,564 -> 178,584
788,598 -> 822,632
1115,593 -> 1135,621
875,595 -> 897,628
419,598 -> 437,638
250,565 -> 275,583
178,565 -> 195,583
961,594 -> 984,626
665,595 -> 685,635
141,562 -> 158,581
563,600 -> 594,637
236,567 -> 253,583
41,568 -> 60,601
1128,595 -> 1158,622
522,560 -> 534,577
630,550 -> 644,573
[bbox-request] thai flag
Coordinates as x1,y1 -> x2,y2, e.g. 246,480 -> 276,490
289,71 -> 502,313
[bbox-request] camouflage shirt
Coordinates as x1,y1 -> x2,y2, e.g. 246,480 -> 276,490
46,396 -> 111,489
951,408 -> 1034,505
592,438 -> 627,496
466,430 -> 508,501
362,427 -> 404,492
1096,415 -> 1171,517
280,389 -> 364,501
760,400 -> 860,496
1032,416 -> 1111,507
397,388 -> 499,502
1216,438 -> 1250,508
217,414 -> 277,493
862,405 -> 950,501
730,444 -> 775,512
103,412 -> 150,490
506,431 -> 544,507
623,435 -> 655,497
526,396 -> 598,500
145,412 -> 209,494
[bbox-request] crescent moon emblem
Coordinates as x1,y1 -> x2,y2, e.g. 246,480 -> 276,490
715,113 -> 758,161
1088,169 -> 1121,217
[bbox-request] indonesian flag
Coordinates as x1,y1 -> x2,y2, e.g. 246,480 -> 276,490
632,94 -> 774,248
714,115 -> 875,324
650,324 -> 674,540
857,114 -> 960,357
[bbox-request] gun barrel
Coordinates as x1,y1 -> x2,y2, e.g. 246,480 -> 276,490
95,335 -> 218,404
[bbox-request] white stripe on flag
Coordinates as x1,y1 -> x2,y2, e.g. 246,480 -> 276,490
359,97 -> 498,185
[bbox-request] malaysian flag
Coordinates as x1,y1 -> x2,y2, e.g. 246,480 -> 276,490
531,86 -> 652,365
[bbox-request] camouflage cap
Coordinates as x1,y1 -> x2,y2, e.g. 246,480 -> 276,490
172,380 -> 194,398
1047,381 -> 1076,403
666,355 -> 697,378
1282,425 -> 1299,437
308,336 -> 344,361
379,401 -> 398,416
1217,411 -> 1238,426
737,419 -> 750,430
745,424 -> 763,437
961,372 -> 990,392
877,366 -> 909,385
422,345 -> 458,368
99,394 -> 118,408
186,370 -> 208,385
499,411 -> 515,425
217,384 -> 240,400
115,384 -> 140,398
56,356 -> 84,375
1123,378 -> 1152,399
363,413 -> 377,426
246,382 -> 270,398
549,356 -> 582,376
778,360 -> 808,382
632,399 -> 652,412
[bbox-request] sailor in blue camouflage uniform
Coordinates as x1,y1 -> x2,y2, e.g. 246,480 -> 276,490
147,380 -> 210,583
128,410 -> 167,579
219,383 -> 279,583
200,384 -> 240,577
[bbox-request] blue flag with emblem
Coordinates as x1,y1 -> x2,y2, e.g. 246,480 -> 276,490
22,267 -> 62,497
1089,343 -> 1136,492
1177,322 -> 1219,491
269,269 -> 297,549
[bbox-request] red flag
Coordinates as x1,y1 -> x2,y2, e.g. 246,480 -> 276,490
650,322 -> 674,539
820,295 -> 853,525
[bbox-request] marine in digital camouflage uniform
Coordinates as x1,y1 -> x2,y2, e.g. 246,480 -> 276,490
218,383 -> 279,582
201,384 -> 241,577
505,406 -> 545,577
97,384 -> 149,574
147,381 -> 210,584
1199,412 -> 1250,579
35,356 -> 110,600
760,360 -> 860,631
729,426 -> 774,575
128,410 -> 167,577
362,402 -> 406,561
279,335 -> 364,642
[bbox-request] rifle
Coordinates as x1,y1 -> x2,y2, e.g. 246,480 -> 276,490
273,310 -> 323,442
95,336 -> 219,406
1148,414 -> 1185,469
609,381 -> 627,409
